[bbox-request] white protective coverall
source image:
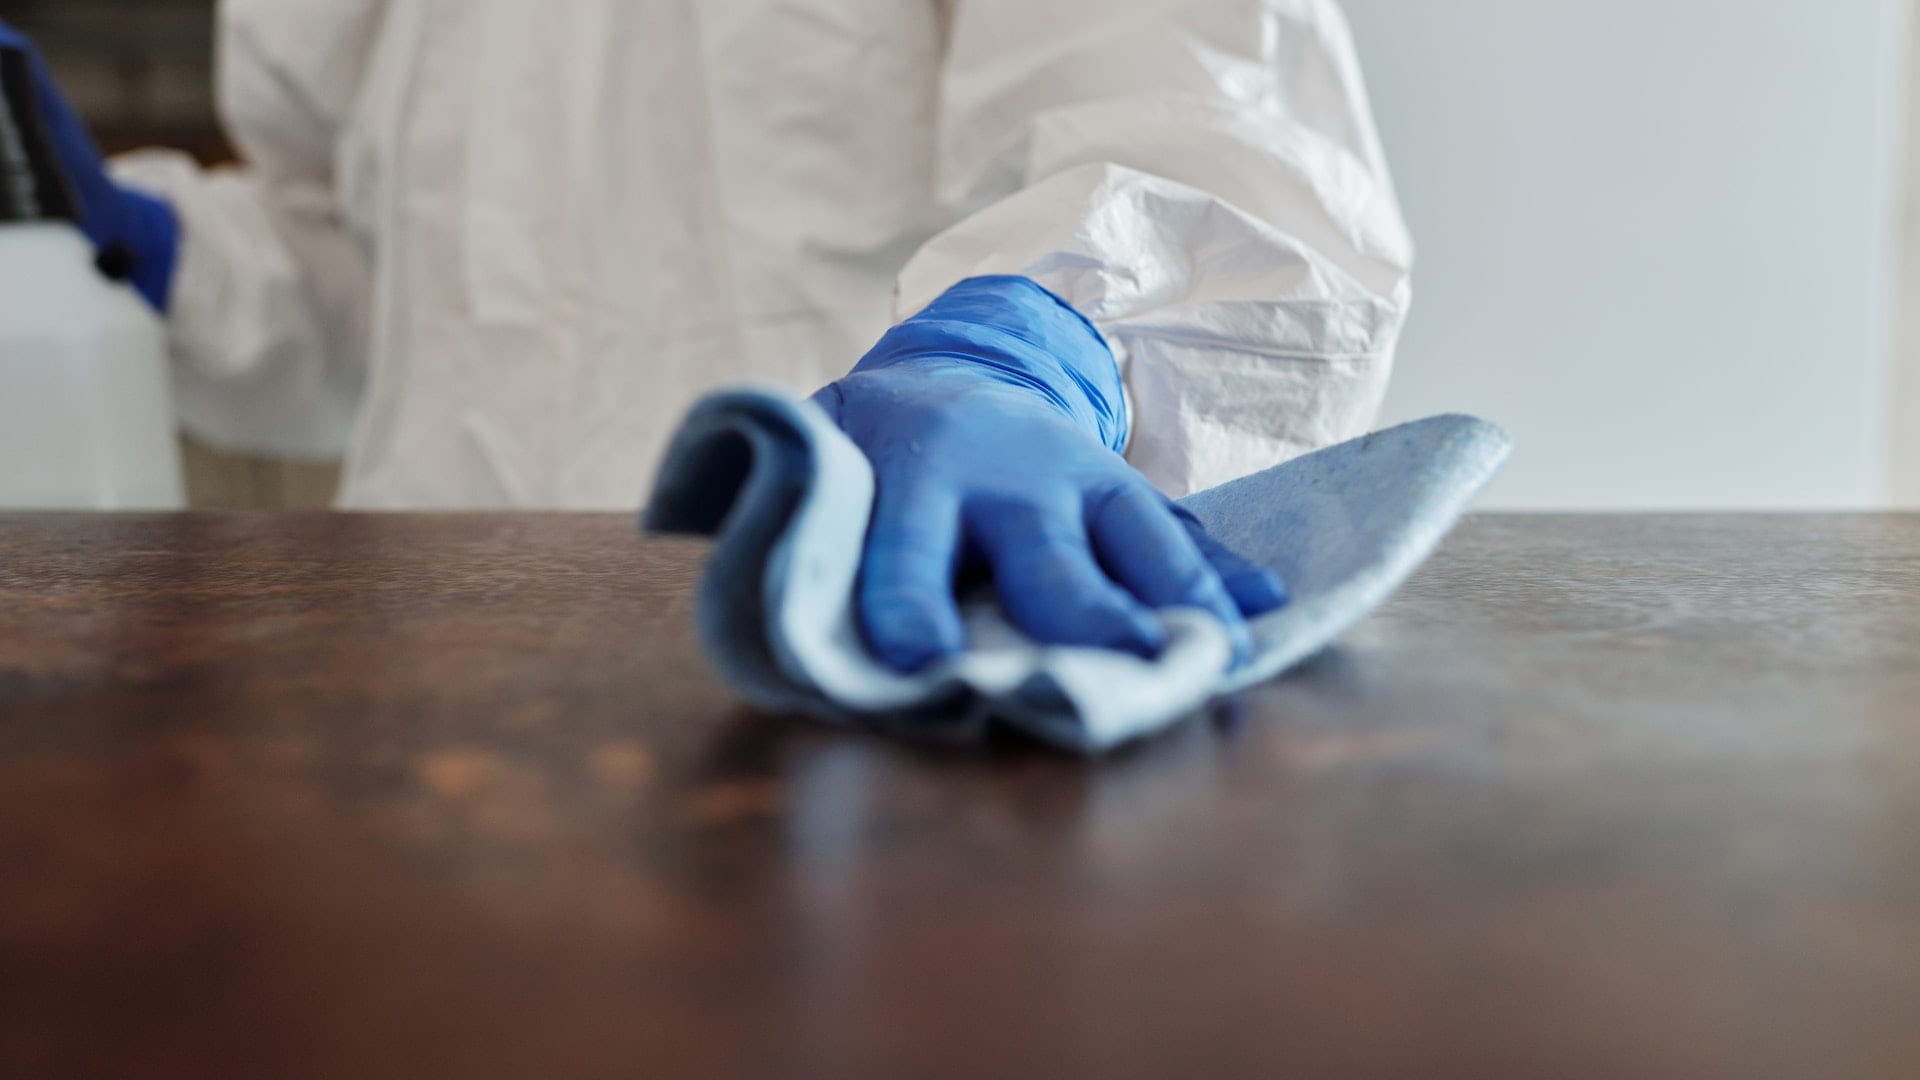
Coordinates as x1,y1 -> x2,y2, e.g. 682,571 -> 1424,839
114,0 -> 1412,509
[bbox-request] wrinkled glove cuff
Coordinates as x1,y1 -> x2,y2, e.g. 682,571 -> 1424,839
857,276 -> 1128,453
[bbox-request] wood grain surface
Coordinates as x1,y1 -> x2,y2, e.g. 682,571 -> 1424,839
1,513 -> 1916,1079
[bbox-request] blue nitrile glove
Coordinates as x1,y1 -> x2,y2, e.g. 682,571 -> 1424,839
0,19 -> 180,311
811,275 -> 1289,673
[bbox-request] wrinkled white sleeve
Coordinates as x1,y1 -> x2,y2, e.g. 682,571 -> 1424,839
901,0 -> 1413,497
107,0 -> 382,459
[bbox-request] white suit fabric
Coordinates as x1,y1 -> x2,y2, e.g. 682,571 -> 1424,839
113,0 -> 1412,509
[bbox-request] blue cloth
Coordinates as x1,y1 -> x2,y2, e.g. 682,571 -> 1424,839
1,21 -> 180,311
645,387 -> 1511,754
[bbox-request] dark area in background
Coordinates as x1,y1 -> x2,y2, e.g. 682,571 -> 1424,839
8,0 -> 228,161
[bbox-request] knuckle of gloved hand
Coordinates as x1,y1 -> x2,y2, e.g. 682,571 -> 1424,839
860,580 -> 925,612
866,524 -> 949,572
1026,599 -> 1125,646
973,495 -> 1080,551
1085,479 -> 1158,524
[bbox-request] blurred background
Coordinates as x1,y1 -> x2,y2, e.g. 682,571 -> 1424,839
1348,0 -> 1912,511
5,0 -> 339,509
4,0 -> 220,158
9,0 -> 1916,510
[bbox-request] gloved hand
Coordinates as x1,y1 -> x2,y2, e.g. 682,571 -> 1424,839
0,18 -> 179,311
813,275 -> 1289,673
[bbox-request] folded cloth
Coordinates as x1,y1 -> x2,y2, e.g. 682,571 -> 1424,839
644,387 -> 1511,754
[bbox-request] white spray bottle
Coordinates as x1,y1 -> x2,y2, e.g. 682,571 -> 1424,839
0,53 -> 184,510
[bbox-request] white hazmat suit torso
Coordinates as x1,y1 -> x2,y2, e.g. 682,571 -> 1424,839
115,0 -> 1411,509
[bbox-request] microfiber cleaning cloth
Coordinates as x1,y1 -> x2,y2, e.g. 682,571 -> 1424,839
643,387 -> 1511,754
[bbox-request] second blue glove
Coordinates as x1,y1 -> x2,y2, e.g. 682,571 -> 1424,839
1,18 -> 180,311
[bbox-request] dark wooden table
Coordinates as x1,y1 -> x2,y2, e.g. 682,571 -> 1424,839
2,513 -> 1917,1079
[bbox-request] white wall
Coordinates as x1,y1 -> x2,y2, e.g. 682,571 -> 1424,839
1341,0 -> 1905,510
1894,2 -> 1920,506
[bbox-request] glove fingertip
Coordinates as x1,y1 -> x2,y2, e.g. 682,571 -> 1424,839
1221,613 -> 1255,670
863,593 -> 966,673
1113,609 -> 1169,660
1226,568 -> 1290,617
1183,585 -> 1256,669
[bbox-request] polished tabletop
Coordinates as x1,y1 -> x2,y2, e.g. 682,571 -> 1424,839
1,512 -> 1916,1079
